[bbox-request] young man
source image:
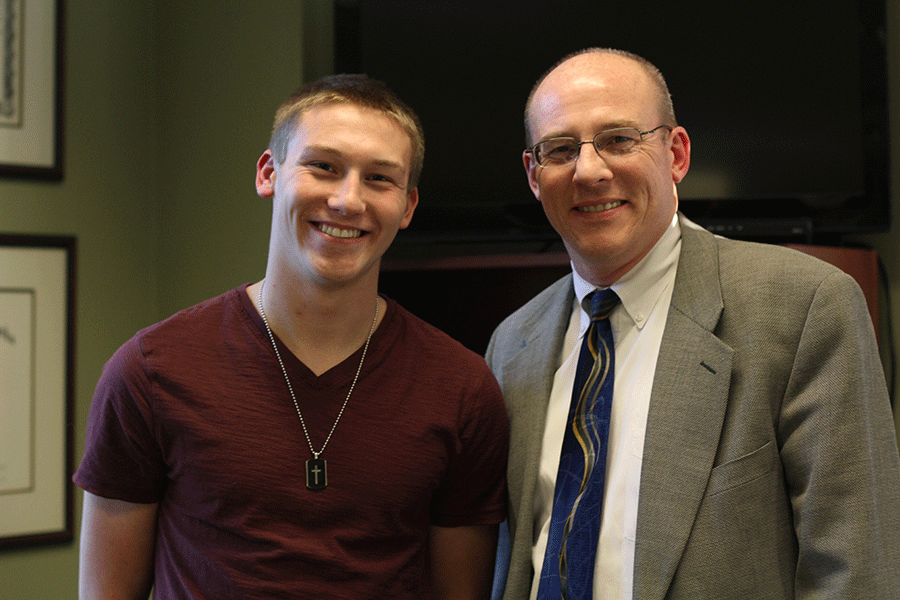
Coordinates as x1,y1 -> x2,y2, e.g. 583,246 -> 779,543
489,48 -> 900,599
75,74 -> 508,599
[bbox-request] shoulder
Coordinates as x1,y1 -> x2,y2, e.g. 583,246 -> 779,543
107,286 -> 250,374
678,225 -> 872,351
135,286 -> 248,346
717,236 -> 842,278
712,236 -> 862,310
681,216 -> 843,281
680,218 -> 859,302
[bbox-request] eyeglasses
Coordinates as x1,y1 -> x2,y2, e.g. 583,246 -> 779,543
526,125 -> 672,167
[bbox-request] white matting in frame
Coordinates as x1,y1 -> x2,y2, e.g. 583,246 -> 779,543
0,235 -> 74,548
0,0 -> 64,179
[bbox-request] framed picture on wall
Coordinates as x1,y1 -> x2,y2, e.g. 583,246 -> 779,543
0,235 -> 75,548
0,0 -> 65,180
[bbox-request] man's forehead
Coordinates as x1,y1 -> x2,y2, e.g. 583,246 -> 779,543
539,54 -> 648,101
285,108 -> 412,173
294,104 -> 408,143
530,56 -> 657,130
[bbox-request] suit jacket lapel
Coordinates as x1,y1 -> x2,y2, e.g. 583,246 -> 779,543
632,217 -> 734,600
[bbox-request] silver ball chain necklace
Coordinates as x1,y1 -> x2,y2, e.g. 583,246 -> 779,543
257,279 -> 379,490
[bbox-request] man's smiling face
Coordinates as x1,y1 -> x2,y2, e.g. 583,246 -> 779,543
257,102 -> 418,289
524,52 -> 690,286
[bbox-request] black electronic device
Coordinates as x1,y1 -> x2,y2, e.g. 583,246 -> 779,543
332,0 -> 890,247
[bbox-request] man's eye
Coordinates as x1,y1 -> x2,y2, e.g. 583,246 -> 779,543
600,132 -> 640,154
369,173 -> 401,186
548,145 -> 575,156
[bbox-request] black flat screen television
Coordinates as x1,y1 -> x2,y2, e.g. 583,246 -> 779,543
332,0 -> 890,247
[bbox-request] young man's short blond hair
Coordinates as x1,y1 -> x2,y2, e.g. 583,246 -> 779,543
269,74 -> 425,190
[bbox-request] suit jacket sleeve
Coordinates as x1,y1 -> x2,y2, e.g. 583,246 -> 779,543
779,269 -> 900,597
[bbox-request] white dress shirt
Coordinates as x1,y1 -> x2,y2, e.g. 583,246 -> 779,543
530,215 -> 682,600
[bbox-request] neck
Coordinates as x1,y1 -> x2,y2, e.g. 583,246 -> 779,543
250,277 -> 383,376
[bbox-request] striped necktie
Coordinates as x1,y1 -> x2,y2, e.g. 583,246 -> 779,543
538,288 -> 620,600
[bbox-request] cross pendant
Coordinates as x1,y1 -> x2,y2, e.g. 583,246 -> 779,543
306,458 -> 327,490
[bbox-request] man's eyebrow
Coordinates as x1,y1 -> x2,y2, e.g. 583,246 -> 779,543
369,158 -> 406,171
297,144 -> 341,159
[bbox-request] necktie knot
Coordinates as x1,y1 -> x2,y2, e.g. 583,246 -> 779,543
587,288 -> 620,322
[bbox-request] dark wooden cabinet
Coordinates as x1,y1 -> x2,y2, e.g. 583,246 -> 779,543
381,246 -> 881,354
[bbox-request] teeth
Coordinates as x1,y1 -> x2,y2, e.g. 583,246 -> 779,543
578,200 -> 623,213
318,224 -> 362,239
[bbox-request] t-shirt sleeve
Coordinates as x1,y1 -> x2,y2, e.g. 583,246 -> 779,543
429,364 -> 509,527
73,335 -> 168,503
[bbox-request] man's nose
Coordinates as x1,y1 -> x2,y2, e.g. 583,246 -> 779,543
329,176 -> 365,214
572,143 -> 614,184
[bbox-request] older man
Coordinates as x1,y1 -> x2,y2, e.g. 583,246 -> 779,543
489,48 -> 900,599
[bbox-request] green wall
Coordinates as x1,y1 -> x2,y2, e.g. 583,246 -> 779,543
0,1 -> 897,597
153,1 -> 303,315
0,1 -> 303,597
0,1 -> 161,596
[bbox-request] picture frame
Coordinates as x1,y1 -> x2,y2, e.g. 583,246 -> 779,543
0,234 -> 76,548
0,0 -> 65,180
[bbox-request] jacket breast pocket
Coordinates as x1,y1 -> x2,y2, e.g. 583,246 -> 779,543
707,440 -> 777,497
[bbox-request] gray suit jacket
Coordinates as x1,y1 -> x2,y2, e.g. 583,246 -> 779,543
487,215 -> 900,599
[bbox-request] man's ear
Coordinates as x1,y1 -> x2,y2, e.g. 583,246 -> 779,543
399,187 -> 419,229
256,150 -> 276,198
669,127 -> 691,184
523,150 -> 541,199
